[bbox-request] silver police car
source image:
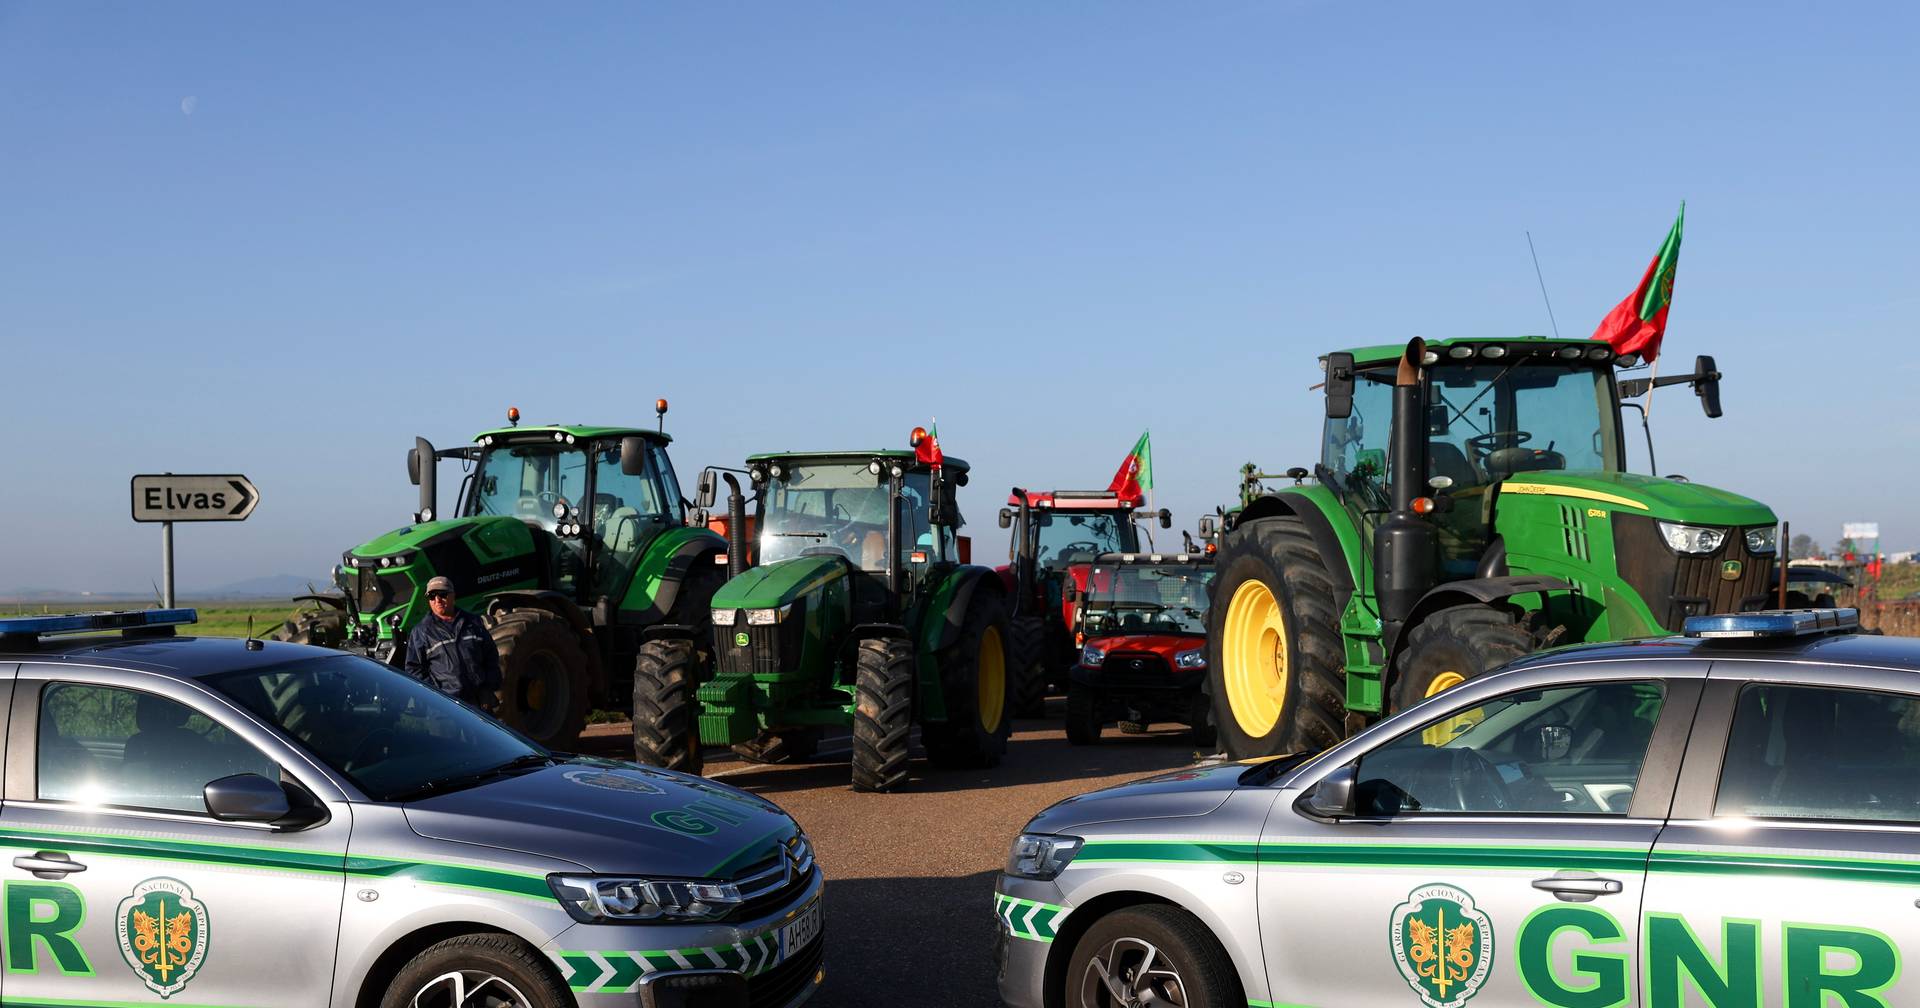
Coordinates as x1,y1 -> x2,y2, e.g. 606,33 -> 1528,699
0,610 -> 823,1008
997,608 -> 1918,1008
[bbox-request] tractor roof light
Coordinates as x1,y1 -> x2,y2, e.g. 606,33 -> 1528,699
1617,353 -> 1641,367
1682,608 -> 1860,639
1410,497 -> 1436,515
1447,345 -> 1474,359
1481,345 -> 1507,359
868,460 -> 882,475
1420,351 -> 1439,365
507,406 -> 520,426
1587,346 -> 1613,361
655,398 -> 669,416
1556,346 -> 1583,360
909,426 -> 927,448
890,465 -> 904,478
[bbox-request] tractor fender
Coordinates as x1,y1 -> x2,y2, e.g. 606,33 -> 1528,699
1402,575 -> 1570,635
619,528 -> 728,626
1236,491 -> 1360,609
922,565 -> 1008,656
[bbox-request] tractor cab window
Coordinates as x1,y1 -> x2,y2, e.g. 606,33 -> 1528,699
1079,563 -> 1213,636
468,442 -> 591,594
590,441 -> 671,596
1426,362 -> 1621,487
1031,512 -> 1132,569
1322,367 -> 1395,513
760,463 -> 933,573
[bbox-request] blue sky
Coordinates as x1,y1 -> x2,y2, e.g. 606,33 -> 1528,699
3,2 -> 1915,592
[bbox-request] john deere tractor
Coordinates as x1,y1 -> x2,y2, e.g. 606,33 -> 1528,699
1208,336 -> 1780,758
279,404 -> 726,749
631,438 -> 1015,792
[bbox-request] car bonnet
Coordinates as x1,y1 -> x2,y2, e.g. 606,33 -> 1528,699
1025,760 -> 1246,833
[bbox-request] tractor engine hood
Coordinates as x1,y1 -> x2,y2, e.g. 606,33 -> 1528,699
340,515 -> 542,619
710,554 -> 850,611
1497,471 -> 1775,527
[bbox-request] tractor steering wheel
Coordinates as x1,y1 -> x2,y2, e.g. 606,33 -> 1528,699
1063,541 -> 1103,557
1467,430 -> 1531,460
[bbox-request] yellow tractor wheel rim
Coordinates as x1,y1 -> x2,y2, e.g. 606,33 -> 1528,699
1223,578 -> 1288,738
977,625 -> 1006,733
1421,669 -> 1479,745
1425,670 -> 1466,698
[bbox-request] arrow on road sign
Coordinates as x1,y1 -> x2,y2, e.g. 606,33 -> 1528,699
131,474 -> 260,523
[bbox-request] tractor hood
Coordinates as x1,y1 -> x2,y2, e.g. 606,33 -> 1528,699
348,514 -> 537,560
1498,471 -> 1775,527
711,554 -> 849,610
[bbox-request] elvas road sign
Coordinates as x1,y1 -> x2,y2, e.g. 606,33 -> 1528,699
131,474 -> 260,522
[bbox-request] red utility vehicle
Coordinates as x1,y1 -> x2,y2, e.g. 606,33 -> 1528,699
1063,552 -> 1215,744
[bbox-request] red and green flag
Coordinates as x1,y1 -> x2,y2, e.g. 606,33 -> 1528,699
1591,203 -> 1684,362
914,419 -> 942,468
1107,430 -> 1153,503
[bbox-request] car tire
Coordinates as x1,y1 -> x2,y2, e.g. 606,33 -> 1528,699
1065,905 -> 1243,1008
1010,615 -> 1050,718
632,637 -> 702,774
1065,683 -> 1102,745
921,590 -> 1015,769
1390,603 -> 1532,713
851,637 -> 914,792
380,932 -> 569,1008
491,610 -> 591,749
1205,516 -> 1345,759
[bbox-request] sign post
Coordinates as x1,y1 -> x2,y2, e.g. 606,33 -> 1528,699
131,474 -> 260,607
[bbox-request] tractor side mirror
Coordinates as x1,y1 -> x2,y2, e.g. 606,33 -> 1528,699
998,508 -> 1014,529
1198,516 -> 1216,537
411,437 -> 436,522
695,469 -> 719,510
619,436 -> 648,476
1325,352 -> 1355,419
407,446 -> 423,486
1694,354 -> 1723,419
1158,508 -> 1172,529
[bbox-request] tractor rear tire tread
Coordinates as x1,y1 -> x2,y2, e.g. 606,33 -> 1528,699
1064,684 -> 1102,745
1010,615 -> 1049,718
491,610 -> 591,749
632,638 -> 702,775
1390,604 -> 1534,712
851,638 -> 915,792
921,591 -> 1015,769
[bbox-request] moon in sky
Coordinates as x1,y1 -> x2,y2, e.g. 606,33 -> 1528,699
181,96 -> 197,116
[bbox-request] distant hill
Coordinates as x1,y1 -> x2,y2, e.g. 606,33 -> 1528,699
2,574 -> 332,604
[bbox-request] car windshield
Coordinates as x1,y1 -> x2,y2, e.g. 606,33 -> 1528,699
468,441 -> 591,532
207,654 -> 543,802
759,462 -> 931,571
1033,511 -> 1133,568
1082,563 -> 1213,634
1425,361 -> 1622,486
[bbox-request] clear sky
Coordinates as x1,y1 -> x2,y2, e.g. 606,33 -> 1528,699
4,2 -> 1915,593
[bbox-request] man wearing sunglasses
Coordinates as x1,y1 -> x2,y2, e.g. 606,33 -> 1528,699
403,576 -> 502,711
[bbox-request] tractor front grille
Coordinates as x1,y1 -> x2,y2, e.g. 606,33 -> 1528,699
342,567 -> 414,614
716,601 -> 806,678
1614,515 -> 1778,632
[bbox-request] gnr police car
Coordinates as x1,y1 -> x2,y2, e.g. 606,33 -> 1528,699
997,609 -> 1918,1008
0,610 -> 823,1008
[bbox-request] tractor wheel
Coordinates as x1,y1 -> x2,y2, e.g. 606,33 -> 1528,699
921,591 -> 1015,769
1064,683 -> 1102,746
1390,604 -> 1532,714
1010,615 -> 1050,718
851,638 -> 914,792
491,611 -> 591,749
1205,516 -> 1345,759
632,638 -> 702,775
271,608 -> 347,648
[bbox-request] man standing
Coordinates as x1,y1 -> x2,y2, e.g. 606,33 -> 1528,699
405,576 -> 502,710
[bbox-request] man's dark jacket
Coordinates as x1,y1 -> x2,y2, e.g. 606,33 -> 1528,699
404,609 -> 502,703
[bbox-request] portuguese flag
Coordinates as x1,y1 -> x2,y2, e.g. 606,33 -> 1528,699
1107,430 -> 1153,503
914,419 -> 942,468
1591,203 -> 1684,362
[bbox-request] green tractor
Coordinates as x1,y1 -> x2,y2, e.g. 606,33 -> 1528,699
631,440 -> 1015,792
1208,336 -> 1781,758
279,404 -> 726,749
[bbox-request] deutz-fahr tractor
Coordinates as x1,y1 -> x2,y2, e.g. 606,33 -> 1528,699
631,437 -> 1016,792
277,404 -> 726,749
997,489 -> 1171,715
1208,336 -> 1780,758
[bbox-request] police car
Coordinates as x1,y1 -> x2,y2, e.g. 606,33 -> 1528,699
0,610 -> 823,1008
996,609 -> 1918,1008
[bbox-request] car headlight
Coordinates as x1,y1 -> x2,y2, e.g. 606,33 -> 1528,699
1743,526 -> 1778,554
1174,648 -> 1206,669
1005,833 -> 1083,881
1081,645 -> 1106,667
549,875 -> 744,923
745,603 -> 794,626
1657,521 -> 1727,555
711,607 -> 738,627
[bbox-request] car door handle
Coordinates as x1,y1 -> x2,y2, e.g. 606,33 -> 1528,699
14,852 -> 87,879
1531,874 -> 1622,902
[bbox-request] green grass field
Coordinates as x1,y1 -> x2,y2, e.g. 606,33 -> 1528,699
0,600 -> 312,638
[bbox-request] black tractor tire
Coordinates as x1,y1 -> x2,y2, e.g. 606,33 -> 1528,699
632,637 -> 702,775
1064,683 -> 1102,745
851,638 -> 915,792
1065,905 -> 1244,1008
1009,615 -> 1050,718
379,931 -> 570,1008
1390,604 -> 1533,713
1186,689 -> 1218,748
1205,516 -> 1346,759
271,608 -> 347,648
921,589 -> 1016,769
491,610 -> 591,749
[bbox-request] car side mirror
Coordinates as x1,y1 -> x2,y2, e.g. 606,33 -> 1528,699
1198,516 -> 1216,537
202,772 -> 325,830
1325,352 -> 1355,419
998,508 -> 1014,529
1299,763 -> 1357,819
619,436 -> 649,476
1158,508 -> 1172,530
695,469 -> 719,509
1694,354 -> 1722,419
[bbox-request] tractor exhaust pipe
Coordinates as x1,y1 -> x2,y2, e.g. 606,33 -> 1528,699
409,437 -> 437,523
1374,338 -> 1438,640
722,473 -> 748,578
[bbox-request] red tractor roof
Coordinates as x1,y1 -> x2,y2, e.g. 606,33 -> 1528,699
1010,489 -> 1143,509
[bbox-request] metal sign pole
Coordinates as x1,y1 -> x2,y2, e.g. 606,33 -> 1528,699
162,521 -> 175,608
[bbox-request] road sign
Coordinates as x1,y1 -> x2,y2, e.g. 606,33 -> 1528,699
1843,522 -> 1880,542
131,474 -> 259,522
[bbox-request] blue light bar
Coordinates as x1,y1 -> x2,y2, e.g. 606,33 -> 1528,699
0,609 -> 199,637
1682,608 -> 1859,639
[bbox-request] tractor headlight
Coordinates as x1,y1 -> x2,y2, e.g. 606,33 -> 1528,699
1657,521 -> 1727,555
549,875 -> 743,924
1174,648 -> 1207,669
1005,833 -> 1083,881
1743,526 -> 1778,554
1081,644 -> 1106,667
745,604 -> 794,625
711,608 -> 738,627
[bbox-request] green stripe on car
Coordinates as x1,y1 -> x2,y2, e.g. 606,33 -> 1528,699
996,893 -> 1069,942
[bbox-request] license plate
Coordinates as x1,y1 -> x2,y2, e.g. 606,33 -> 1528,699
777,900 -> 822,959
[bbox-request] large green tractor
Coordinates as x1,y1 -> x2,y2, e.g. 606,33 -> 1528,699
631,442 -> 1015,792
1208,336 -> 1781,758
279,405 -> 726,749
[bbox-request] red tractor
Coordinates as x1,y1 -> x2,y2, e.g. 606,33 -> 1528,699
997,488 -> 1171,715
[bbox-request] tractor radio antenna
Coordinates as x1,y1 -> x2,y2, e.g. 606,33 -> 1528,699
1526,231 -> 1563,340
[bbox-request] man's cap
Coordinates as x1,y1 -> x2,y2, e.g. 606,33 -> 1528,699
426,576 -> 455,594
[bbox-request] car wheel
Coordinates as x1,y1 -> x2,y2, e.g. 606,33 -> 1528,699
382,932 -> 569,1008
1066,905 -> 1242,1008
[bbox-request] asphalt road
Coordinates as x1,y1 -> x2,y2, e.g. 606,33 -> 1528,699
583,710 -> 1210,1007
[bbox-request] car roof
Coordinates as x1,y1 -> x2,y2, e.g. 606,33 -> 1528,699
0,634 -> 346,679
1503,629 -> 1920,675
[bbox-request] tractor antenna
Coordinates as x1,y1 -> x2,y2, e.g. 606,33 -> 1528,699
1526,231 -> 1563,339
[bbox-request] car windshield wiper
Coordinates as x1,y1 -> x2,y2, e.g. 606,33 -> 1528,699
389,752 -> 556,802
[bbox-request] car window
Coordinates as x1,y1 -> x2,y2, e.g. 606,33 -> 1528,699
38,683 -> 280,815
1716,683 -> 1920,824
1355,681 -> 1665,816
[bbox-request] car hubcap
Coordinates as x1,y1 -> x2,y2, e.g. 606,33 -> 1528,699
411,969 -> 532,1008
1223,578 -> 1287,737
978,625 -> 1006,733
1078,936 -> 1188,1007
